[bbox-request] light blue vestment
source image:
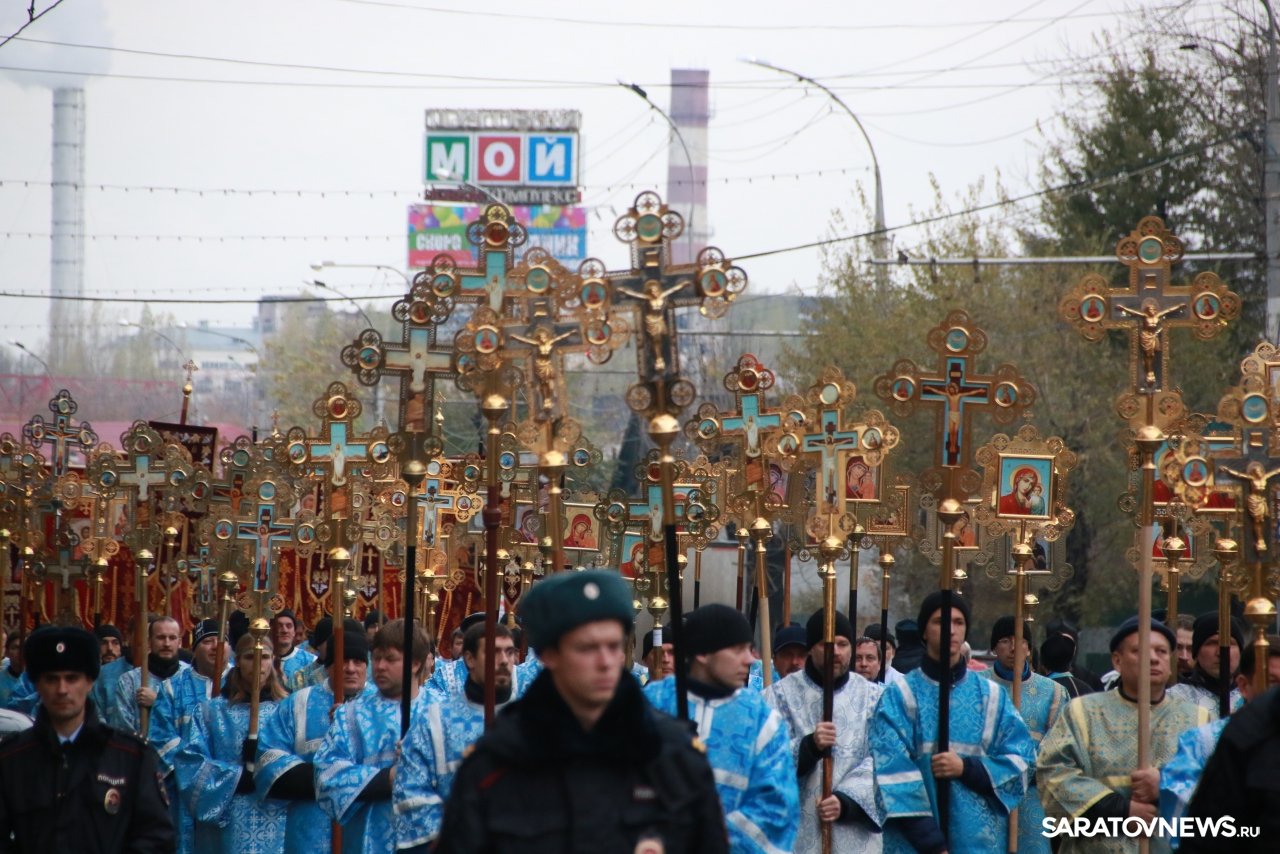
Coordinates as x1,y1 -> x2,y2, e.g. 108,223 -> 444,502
0,667 -> 23,709
286,658 -> 327,693
90,657 -> 131,719
278,645 -> 317,689
1159,718 -> 1227,849
111,661 -> 190,835
980,663 -> 1069,854
393,688 -> 511,849
174,696 -> 287,854
872,664 -> 1037,854
255,679 -> 376,853
315,690 -> 428,854
646,677 -> 799,854
746,659 -> 780,692
1166,681 -> 1242,720
2,670 -> 36,714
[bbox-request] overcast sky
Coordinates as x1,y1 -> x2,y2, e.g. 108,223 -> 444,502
0,0 -> 1212,350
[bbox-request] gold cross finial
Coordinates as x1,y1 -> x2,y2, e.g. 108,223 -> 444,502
183,359 -> 198,381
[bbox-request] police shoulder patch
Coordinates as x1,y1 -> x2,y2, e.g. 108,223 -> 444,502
463,744 -> 475,759
690,736 -> 707,754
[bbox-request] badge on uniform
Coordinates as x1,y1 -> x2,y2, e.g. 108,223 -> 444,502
635,836 -> 664,854
104,787 -> 121,815
156,771 -> 169,806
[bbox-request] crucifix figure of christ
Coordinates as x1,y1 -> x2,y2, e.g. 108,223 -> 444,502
23,389 -> 97,477
1060,216 -> 1239,398
1209,423 -> 1280,563
615,280 -> 688,374
238,506 -> 293,592
508,323 -> 579,417
598,191 -> 748,402
921,360 -> 991,469
803,413 -> 860,515
1115,301 -> 1186,387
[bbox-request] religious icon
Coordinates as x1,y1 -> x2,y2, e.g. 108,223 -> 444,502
1080,294 -> 1106,322
1193,293 -> 1220,320
620,536 -> 646,579
954,508 -> 978,549
843,454 -> 879,503
515,506 -> 539,543
768,463 -> 787,505
564,513 -> 598,549
996,456 -> 1054,520
923,360 -> 988,468
581,280 -> 607,308
474,327 -> 500,355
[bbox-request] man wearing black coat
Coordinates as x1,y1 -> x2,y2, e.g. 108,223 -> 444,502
435,570 -> 728,854
0,625 -> 175,854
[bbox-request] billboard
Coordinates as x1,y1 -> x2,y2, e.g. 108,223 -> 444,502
408,204 -> 587,268
424,109 -> 581,205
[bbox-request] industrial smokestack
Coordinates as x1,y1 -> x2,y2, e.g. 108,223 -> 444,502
666,69 -> 709,266
50,87 -> 86,369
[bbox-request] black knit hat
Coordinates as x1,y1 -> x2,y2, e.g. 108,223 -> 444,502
94,624 -> 123,643
273,609 -> 298,626
1191,612 -> 1246,658
864,622 -> 896,650
228,610 -> 249,648
363,609 -> 384,630
990,616 -> 1032,650
522,570 -> 634,652
26,626 -> 100,681
459,612 -> 487,634
917,591 -> 972,640
323,630 -> 370,667
191,619 -> 221,647
1041,633 -> 1076,672
684,605 -> 752,658
642,625 -> 671,660
312,616 -> 362,649
1109,616 -> 1177,653
806,608 -> 855,649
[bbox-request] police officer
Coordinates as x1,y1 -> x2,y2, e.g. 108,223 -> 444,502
434,570 -> 729,854
0,625 -> 175,853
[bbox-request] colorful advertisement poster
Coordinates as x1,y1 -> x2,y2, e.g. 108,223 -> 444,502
408,204 -> 587,267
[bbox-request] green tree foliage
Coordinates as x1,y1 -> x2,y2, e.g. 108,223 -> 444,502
786,13 -> 1267,635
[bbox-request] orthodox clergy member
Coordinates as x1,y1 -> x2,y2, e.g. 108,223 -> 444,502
1040,634 -> 1093,699
110,615 -> 189,830
424,613 -> 485,701
434,570 -> 728,854
287,617 -> 361,693
871,591 -> 1036,854
1159,636 -> 1280,835
980,616 -> 1068,854
163,620 -> 232,854
255,629 -> 374,854
1037,617 -> 1209,854
394,622 -> 518,851
646,604 -> 799,854
175,633 -> 290,854
1166,612 -> 1243,718
0,626 -> 175,854
772,623 -> 809,679
315,618 -> 431,854
0,633 -> 23,708
769,609 -> 884,854
270,609 -> 315,687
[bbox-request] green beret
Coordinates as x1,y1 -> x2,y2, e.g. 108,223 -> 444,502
522,570 -> 634,652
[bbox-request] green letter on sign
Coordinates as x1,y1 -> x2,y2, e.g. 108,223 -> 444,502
425,134 -> 471,183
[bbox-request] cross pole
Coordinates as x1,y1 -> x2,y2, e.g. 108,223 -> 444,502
875,310 -> 1034,841
1060,218 -> 1240,838
23,389 -> 96,477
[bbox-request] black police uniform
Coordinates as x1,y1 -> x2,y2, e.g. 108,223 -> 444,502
0,697 -> 175,854
435,669 -> 728,854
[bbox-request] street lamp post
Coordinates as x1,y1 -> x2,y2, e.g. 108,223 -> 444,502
740,57 -> 888,292
118,320 -> 190,371
617,81 -> 698,262
429,167 -> 507,207
310,261 -> 411,287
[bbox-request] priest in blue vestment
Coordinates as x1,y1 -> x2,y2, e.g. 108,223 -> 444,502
872,592 -> 1036,854
174,633 -> 290,854
394,621 -> 519,851
315,618 -> 431,854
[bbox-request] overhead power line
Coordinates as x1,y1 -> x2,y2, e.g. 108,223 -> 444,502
0,0 -> 66,50
733,130 -> 1251,261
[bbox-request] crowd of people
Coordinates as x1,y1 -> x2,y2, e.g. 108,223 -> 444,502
0,576 -> 1276,854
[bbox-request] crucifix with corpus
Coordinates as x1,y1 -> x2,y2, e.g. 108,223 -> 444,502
874,310 -> 1035,841
1059,216 -> 1242,786
23,389 -> 97,477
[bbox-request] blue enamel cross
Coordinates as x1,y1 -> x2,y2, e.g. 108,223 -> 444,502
236,505 -> 293,593
310,423 -> 369,488
801,411 -> 860,514
722,394 -> 781,459
919,357 -> 991,469
421,477 -> 456,549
